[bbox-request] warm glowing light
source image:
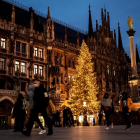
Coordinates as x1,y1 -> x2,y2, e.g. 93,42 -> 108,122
83,101 -> 86,107
69,40 -> 100,115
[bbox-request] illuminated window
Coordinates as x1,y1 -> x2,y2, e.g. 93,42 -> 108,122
21,62 -> 25,73
15,61 -> 19,71
39,66 -> 43,76
68,75 -> 71,84
72,76 -> 74,82
113,67 -> 115,76
34,65 -> 38,74
0,58 -> 5,69
107,65 -> 109,75
39,48 -> 43,58
1,38 -> 6,49
34,47 -> 38,57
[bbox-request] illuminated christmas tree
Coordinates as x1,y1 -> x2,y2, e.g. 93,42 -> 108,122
69,40 -> 100,115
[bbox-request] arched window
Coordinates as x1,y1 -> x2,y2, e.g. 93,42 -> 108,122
100,80 -> 102,90
106,80 -> 109,89
107,65 -> 109,75
118,82 -> 121,91
100,63 -> 102,74
112,81 -> 115,89
113,67 -> 115,76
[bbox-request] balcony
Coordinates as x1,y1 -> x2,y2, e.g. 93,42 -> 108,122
20,73 -> 26,77
0,48 -> 7,53
112,89 -> 116,93
0,69 -> 6,74
0,89 -> 17,97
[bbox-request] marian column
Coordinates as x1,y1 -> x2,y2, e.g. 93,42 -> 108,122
126,16 -> 140,104
126,16 -> 137,76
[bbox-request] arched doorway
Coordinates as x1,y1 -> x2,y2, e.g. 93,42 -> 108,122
0,99 -> 14,128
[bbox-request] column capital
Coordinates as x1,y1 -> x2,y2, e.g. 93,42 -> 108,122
126,29 -> 136,37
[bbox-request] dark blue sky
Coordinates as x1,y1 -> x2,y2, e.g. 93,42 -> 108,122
16,0 -> 140,57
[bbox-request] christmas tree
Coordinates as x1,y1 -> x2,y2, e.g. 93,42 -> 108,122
69,40 -> 100,115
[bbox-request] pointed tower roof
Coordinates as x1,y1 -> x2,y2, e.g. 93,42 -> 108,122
118,22 -> 123,50
136,44 -> 140,62
47,6 -> 51,19
88,5 -> 93,38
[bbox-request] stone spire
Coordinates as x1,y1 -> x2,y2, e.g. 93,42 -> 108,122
30,7 -> 34,32
47,6 -> 51,20
11,5 -> 15,24
88,5 -> 93,38
136,44 -> 140,62
118,22 -> 123,50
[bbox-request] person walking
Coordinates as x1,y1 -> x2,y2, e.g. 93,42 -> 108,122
26,80 -> 46,134
138,108 -> 140,124
55,110 -> 60,127
13,93 -> 26,132
51,111 -> 56,127
98,112 -> 103,125
119,92 -> 133,130
63,107 -> 68,127
100,93 -> 113,130
22,78 -> 53,136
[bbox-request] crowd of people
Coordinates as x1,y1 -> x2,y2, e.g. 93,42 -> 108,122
100,92 -> 133,130
11,78 -> 134,137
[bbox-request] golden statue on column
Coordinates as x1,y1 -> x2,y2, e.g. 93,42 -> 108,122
127,16 -> 133,29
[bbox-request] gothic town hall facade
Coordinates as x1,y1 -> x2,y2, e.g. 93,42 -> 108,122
0,0 -> 140,127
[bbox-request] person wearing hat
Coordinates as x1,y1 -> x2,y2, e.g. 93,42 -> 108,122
119,91 -> 133,130
100,93 -> 114,130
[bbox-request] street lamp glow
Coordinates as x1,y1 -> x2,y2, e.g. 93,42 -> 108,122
83,101 -> 86,107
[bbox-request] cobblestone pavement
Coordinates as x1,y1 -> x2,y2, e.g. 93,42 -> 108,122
0,125 -> 140,140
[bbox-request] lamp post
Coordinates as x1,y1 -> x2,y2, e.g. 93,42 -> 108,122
83,101 -> 88,126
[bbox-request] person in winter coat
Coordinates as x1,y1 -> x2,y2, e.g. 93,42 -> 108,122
100,93 -> 113,130
63,107 -> 68,127
13,93 -> 26,132
55,110 -> 60,127
21,78 -> 53,136
119,92 -> 133,130
98,111 -> 103,125
26,80 -> 46,134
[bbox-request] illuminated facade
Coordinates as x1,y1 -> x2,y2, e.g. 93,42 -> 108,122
0,0 -> 140,126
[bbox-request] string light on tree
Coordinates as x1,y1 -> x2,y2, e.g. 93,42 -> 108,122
69,40 -> 100,115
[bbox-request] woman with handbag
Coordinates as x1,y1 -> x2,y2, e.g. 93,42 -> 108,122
100,93 -> 113,130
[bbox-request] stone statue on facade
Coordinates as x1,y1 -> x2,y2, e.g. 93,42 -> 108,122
127,16 -> 133,29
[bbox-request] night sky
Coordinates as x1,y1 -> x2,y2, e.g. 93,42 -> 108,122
15,0 -> 140,57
